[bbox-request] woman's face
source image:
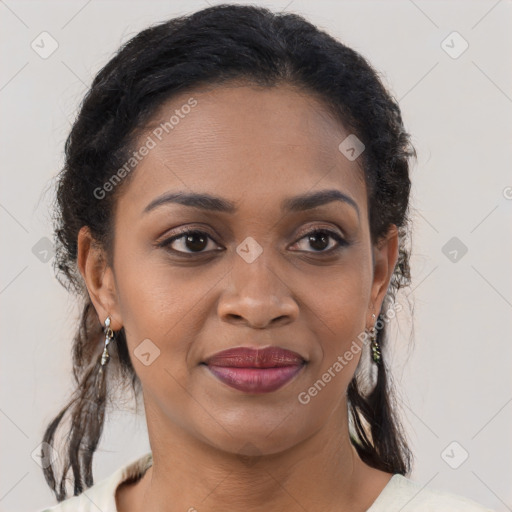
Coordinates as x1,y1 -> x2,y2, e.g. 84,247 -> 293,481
82,82 -> 397,456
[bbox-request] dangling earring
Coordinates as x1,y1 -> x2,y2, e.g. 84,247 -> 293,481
368,313 -> 382,365
100,316 -> 114,366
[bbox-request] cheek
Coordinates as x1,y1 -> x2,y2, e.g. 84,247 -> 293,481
308,251 -> 372,334
294,296 -> 367,416
112,242 -> 214,380
114,261 -> 211,427
301,251 -> 372,388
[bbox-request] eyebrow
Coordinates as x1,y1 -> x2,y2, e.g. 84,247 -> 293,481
143,189 -> 360,218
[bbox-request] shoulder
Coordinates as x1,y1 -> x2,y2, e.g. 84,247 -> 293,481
369,474 -> 495,512
35,468 -> 123,512
36,452 -> 153,512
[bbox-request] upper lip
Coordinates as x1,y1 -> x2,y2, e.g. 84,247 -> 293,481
203,346 -> 306,368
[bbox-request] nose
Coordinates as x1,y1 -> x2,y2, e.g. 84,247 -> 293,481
217,256 -> 299,329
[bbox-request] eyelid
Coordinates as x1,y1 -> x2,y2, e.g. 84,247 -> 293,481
156,224 -> 221,245
293,223 -> 345,241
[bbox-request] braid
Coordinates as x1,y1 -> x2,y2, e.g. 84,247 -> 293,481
41,301 -> 109,499
41,300 -> 137,499
348,322 -> 411,475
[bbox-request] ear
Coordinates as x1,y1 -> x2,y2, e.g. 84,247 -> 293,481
368,224 -> 399,324
77,226 -> 123,331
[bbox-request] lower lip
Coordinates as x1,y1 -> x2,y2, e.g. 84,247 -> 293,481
205,364 -> 305,393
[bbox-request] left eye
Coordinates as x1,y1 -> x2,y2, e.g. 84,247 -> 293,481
292,229 -> 347,253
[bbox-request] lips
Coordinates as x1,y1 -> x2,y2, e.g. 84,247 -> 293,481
203,347 -> 306,393
204,346 -> 305,367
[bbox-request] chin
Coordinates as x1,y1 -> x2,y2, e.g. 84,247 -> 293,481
193,415 -> 312,459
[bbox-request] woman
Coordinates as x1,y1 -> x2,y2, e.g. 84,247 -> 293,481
38,4 -> 493,511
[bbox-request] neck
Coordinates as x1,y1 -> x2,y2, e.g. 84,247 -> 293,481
120,400 -> 390,512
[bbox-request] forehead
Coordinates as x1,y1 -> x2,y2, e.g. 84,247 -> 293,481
116,83 -> 367,220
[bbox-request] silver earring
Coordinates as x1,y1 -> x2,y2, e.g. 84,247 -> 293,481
368,313 -> 382,365
100,316 -> 114,366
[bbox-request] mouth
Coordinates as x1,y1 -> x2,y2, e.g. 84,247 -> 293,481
201,346 -> 307,394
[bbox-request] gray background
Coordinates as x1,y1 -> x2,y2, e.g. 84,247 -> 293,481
1,0 -> 511,510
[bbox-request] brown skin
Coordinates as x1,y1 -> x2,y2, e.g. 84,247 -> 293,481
78,83 -> 399,511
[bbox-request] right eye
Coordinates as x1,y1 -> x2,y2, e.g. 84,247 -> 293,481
158,230 -> 222,255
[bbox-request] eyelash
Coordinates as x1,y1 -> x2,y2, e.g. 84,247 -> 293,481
157,227 -> 348,257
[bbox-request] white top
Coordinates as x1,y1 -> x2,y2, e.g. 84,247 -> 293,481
38,452 -> 494,511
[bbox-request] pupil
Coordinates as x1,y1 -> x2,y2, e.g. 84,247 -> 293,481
186,232 -> 207,252
309,232 -> 329,251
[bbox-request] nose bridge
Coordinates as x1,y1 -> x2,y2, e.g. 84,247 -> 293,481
217,244 -> 298,328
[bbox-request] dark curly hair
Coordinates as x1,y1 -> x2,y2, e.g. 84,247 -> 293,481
42,3 -> 416,501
